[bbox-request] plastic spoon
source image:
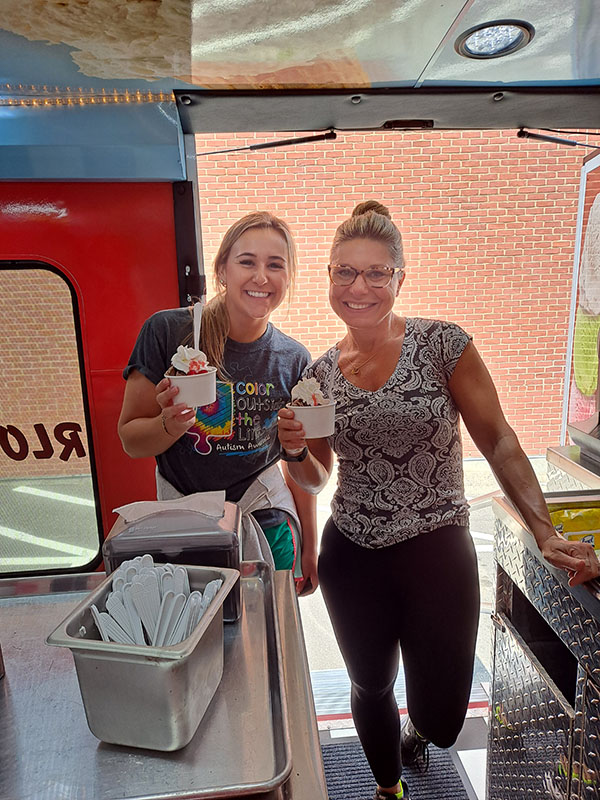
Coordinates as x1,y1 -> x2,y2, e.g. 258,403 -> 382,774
196,579 -> 223,622
125,565 -> 138,584
167,605 -> 191,646
193,300 -> 203,351
122,583 -> 146,645
161,570 -> 175,597
181,567 -> 190,596
105,592 -> 135,640
143,571 -> 162,616
152,590 -> 175,646
155,592 -> 186,646
130,574 -> 161,640
203,579 -> 222,605
90,604 -> 111,642
168,590 -> 202,644
184,591 -> 203,638
100,613 -> 135,644
91,605 -> 134,644
172,566 -> 189,596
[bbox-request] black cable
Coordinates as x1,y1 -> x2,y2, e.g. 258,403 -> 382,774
197,129 -> 337,157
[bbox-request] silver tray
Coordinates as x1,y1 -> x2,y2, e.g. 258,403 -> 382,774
0,561 -> 292,799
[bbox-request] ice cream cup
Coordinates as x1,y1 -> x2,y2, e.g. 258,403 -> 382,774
166,368 -> 217,408
287,400 -> 336,439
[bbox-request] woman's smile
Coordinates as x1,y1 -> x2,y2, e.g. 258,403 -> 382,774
344,300 -> 375,310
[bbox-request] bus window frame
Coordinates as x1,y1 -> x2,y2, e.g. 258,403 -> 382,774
0,260 -> 104,578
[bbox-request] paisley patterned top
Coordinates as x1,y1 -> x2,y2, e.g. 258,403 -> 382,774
306,318 -> 472,548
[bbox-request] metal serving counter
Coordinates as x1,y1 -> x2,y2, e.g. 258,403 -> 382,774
489,495 -> 600,799
547,445 -> 600,492
0,566 -> 328,800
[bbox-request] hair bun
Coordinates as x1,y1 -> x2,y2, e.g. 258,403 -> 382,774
351,200 -> 391,219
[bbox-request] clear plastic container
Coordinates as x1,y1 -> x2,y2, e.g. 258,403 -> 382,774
102,502 -> 242,622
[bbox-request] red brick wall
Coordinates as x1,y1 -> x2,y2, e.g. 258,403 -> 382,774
196,129 -> 591,456
0,131 -> 591,475
1,269 -> 90,478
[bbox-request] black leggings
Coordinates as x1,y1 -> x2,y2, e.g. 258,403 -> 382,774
318,518 -> 480,788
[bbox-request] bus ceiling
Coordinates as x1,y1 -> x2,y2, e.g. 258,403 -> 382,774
0,0 -> 599,180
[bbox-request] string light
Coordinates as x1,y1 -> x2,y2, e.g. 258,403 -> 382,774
0,84 -> 174,108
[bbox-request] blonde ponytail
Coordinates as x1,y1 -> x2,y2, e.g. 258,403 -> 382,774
200,293 -> 230,379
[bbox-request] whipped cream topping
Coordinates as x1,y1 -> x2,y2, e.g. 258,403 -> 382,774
171,345 -> 210,375
291,376 -> 328,406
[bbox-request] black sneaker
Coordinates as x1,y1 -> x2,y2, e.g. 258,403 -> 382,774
400,717 -> 430,772
373,779 -> 410,799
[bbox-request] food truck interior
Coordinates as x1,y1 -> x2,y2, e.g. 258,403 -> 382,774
2,2 -> 600,799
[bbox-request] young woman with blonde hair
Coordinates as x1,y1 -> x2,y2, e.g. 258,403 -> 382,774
119,211 -> 318,593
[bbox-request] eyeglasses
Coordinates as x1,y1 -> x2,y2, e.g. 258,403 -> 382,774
328,263 -> 403,288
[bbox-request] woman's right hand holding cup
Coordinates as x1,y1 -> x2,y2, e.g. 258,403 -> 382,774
277,407 -> 307,456
156,377 -> 196,438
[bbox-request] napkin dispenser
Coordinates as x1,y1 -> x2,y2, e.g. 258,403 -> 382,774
102,502 -> 242,622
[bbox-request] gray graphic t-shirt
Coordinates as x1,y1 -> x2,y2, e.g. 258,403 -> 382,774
124,308 -> 311,525
305,318 -> 471,548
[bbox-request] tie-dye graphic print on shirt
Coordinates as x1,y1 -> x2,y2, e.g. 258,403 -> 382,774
187,379 -> 284,456
124,309 -> 311,501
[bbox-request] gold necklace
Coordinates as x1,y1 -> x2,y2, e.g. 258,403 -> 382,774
350,350 -> 378,375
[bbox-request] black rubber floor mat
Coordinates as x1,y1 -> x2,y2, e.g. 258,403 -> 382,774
321,739 -> 471,800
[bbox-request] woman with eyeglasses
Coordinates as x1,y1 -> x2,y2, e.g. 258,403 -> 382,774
118,211 -> 318,596
277,200 -> 600,800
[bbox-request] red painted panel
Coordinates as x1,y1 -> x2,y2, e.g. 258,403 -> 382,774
0,182 -> 180,535
91,370 -> 157,529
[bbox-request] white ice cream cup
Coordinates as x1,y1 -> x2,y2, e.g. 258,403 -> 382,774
287,400 -> 336,439
166,368 -> 217,408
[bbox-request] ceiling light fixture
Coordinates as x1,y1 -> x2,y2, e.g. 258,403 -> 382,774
455,20 -> 534,59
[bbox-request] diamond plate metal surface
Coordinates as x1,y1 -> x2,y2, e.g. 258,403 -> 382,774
487,614 -> 573,799
494,519 -> 600,678
571,668 -> 588,800
577,678 -> 600,797
547,462 -> 593,493
490,514 -> 600,799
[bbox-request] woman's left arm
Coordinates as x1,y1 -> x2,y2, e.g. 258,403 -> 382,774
281,461 -> 319,595
450,342 -> 600,586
